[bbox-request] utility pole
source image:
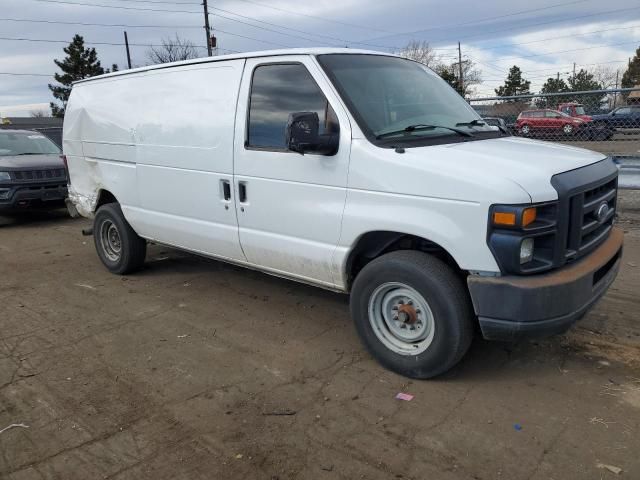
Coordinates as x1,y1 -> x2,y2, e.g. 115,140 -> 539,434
556,72 -> 560,80
457,42 -> 464,94
123,31 -> 132,69
613,70 -> 619,108
572,62 -> 576,78
203,0 -> 213,56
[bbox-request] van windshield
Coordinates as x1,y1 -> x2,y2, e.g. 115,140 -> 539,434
317,54 -> 500,147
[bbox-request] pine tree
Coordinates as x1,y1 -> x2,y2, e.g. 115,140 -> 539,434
567,69 -> 602,92
495,66 -> 531,99
48,35 -> 107,117
436,66 -> 463,95
621,46 -> 640,89
536,77 -> 570,108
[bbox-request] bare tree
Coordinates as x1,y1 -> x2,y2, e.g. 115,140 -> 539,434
434,60 -> 482,97
146,35 -> 200,65
593,65 -> 622,90
30,110 -> 49,118
396,40 -> 440,68
397,40 -> 482,97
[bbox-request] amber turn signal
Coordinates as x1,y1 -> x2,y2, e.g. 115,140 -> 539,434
493,212 -> 517,226
522,207 -> 537,227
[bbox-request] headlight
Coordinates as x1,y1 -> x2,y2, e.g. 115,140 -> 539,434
488,202 -> 558,275
520,238 -> 534,264
0,172 -> 10,182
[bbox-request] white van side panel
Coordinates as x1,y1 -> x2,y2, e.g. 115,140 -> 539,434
64,60 -> 247,261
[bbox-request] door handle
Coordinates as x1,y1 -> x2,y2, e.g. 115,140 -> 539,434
221,179 -> 231,201
238,181 -> 247,203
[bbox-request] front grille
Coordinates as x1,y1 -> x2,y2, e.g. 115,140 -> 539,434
552,159 -> 619,267
12,168 -> 66,181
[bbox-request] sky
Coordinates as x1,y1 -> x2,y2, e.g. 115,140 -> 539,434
1,0 -> 639,116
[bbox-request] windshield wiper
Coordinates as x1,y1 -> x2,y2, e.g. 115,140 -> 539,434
376,124 -> 473,140
15,152 -> 41,155
455,119 -> 486,127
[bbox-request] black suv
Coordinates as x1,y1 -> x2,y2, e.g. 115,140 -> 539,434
0,130 -> 68,213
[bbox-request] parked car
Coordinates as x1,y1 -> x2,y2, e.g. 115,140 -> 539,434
516,109 -> 585,137
0,130 -> 68,213
557,102 -> 592,121
591,105 -> 640,129
64,49 -> 623,378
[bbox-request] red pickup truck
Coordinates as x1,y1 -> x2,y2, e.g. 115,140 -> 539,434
557,103 -> 592,121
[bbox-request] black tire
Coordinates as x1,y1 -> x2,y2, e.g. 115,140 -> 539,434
93,203 -> 146,275
350,251 -> 474,379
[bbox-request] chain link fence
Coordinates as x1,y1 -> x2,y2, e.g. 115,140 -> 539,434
469,88 -> 640,189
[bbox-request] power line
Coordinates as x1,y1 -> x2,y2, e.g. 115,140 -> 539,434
0,17 -> 291,48
428,6 -> 640,46
456,24 -> 640,54
114,0 -> 397,34
363,0 -> 591,42
210,7 -> 395,49
0,35 -> 240,53
493,39 -> 640,62
0,72 -> 51,77
29,0 -> 202,14
229,0 -> 397,34
0,17 -> 204,29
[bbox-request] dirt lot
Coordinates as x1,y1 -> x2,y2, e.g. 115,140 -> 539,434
1,192 -> 639,480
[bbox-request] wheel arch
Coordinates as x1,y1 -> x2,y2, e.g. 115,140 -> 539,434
344,230 -> 463,291
94,189 -> 119,212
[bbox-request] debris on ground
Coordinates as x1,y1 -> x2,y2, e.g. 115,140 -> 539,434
74,284 -> 96,290
177,335 -> 189,338
0,423 -> 29,435
513,424 -> 523,431
597,463 -> 623,474
395,392 -> 414,401
261,409 -> 297,416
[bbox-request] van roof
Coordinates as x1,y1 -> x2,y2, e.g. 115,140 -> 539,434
73,48 -> 396,85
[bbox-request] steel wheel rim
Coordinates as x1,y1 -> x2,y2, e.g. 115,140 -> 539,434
368,282 -> 436,355
100,219 -> 122,262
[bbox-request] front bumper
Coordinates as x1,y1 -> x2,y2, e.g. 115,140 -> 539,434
0,183 -> 68,212
468,227 -> 624,341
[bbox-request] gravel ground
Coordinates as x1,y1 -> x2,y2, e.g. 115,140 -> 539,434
0,191 -> 639,480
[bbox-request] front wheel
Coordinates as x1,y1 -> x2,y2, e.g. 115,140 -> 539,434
350,251 -> 474,379
94,203 -> 147,274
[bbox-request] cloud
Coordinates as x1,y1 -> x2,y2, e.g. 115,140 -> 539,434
0,0 -> 638,111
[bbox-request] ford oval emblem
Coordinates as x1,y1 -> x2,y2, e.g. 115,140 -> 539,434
596,202 -> 610,224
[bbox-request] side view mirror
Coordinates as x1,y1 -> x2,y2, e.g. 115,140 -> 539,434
286,112 -> 338,156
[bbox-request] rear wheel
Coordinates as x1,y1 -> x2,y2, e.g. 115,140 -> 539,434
350,251 -> 474,379
563,124 -> 574,135
93,203 -> 146,274
520,124 -> 530,136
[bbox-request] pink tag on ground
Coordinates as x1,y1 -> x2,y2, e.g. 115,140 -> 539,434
395,392 -> 414,401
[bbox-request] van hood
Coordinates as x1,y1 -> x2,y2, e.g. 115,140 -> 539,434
349,135 -> 608,205
413,136 -> 606,201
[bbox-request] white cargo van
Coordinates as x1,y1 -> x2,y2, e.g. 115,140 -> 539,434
64,49 -> 623,378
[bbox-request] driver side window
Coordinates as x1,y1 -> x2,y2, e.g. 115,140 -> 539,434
247,63 -> 339,150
